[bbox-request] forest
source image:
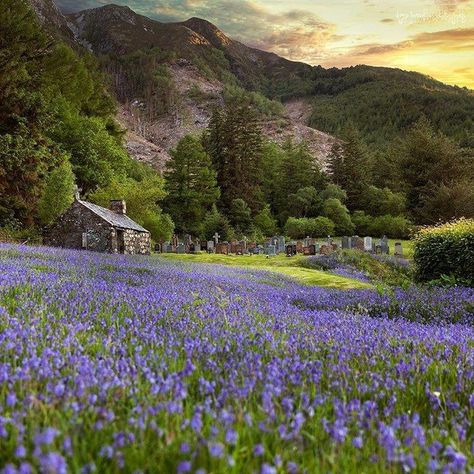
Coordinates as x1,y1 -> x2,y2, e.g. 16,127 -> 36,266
1,0 -> 473,244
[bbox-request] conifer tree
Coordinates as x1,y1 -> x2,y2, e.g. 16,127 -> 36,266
163,135 -> 220,235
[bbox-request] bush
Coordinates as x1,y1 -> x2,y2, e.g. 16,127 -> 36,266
322,198 -> 354,235
413,218 -> 474,286
284,217 -> 335,239
352,211 -> 412,238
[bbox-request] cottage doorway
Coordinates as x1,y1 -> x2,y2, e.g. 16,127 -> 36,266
117,230 -> 125,254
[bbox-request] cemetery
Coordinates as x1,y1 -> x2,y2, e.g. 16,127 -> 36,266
155,233 -> 405,259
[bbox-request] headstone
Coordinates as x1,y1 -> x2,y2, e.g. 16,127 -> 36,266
171,234 -> 179,248
380,235 -> 389,255
341,236 -> 350,250
296,241 -> 303,253
162,242 -> 172,253
286,244 -> 297,257
154,243 -> 161,253
235,243 -> 243,255
176,243 -> 185,254
394,242 -> 403,258
213,232 -> 220,245
207,241 -> 214,253
353,236 -> 364,251
194,243 -> 201,253
319,244 -> 333,255
375,244 -> 382,255
277,236 -> 286,254
230,240 -> 238,254
364,237 -> 373,252
216,242 -> 229,255
265,245 -> 276,256
308,244 -> 316,255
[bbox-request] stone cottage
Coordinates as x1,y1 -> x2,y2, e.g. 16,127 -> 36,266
44,197 -> 151,255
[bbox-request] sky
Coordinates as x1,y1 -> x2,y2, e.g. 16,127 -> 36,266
56,0 -> 474,89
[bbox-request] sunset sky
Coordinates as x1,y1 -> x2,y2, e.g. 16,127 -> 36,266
57,0 -> 474,89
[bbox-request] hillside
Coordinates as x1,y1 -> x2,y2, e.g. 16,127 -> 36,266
32,2 -> 474,168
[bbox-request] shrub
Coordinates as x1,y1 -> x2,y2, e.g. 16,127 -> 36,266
352,211 -> 412,239
284,217 -> 335,239
322,198 -> 354,235
413,218 -> 474,286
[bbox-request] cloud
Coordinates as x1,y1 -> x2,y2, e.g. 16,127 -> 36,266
56,0 -> 340,63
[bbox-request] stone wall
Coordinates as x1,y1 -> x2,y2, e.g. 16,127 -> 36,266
122,229 -> 151,255
44,202 -> 113,253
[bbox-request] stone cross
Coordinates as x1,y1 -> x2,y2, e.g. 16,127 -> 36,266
213,232 -> 220,245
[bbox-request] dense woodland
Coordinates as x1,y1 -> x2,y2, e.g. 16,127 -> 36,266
1,0 -> 473,244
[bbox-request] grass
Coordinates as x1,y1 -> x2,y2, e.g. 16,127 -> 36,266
158,253 -> 372,289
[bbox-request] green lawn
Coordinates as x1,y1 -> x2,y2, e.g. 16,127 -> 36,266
159,253 -> 372,289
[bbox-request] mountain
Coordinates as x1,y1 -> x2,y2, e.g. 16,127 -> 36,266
32,2 -> 474,168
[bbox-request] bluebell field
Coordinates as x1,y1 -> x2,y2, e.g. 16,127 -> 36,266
0,244 -> 473,473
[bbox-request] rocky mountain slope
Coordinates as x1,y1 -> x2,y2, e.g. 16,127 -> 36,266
31,1 -> 474,169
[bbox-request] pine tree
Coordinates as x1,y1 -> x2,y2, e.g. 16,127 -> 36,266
206,104 -> 264,214
396,117 -> 469,223
334,124 -> 372,211
163,135 -> 220,235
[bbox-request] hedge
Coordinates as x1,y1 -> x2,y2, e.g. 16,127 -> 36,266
413,218 -> 474,285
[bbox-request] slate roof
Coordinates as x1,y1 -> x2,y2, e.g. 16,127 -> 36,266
78,200 -> 149,233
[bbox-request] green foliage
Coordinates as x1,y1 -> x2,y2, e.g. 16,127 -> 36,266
89,174 -> 171,242
275,141 -> 325,222
201,204 -> 233,241
48,98 -> 129,192
100,49 -> 178,120
163,135 -> 220,235
204,104 -> 264,213
229,199 -> 253,236
352,211 -> 413,239
288,187 -> 322,218
38,159 -> 75,225
413,218 -> 474,285
284,217 -> 335,239
320,183 -> 347,202
360,185 -> 406,217
395,117 -> 470,224
322,198 -> 355,235
328,124 -> 371,211
0,0 -> 151,230
308,65 -> 474,146
254,205 -> 278,237
223,84 -> 284,117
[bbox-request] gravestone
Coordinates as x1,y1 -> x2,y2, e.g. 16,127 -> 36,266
319,244 -> 333,255
194,243 -> 201,253
230,240 -> 238,254
296,241 -> 303,253
265,245 -> 276,256
286,243 -> 297,257
207,241 -> 214,253
375,245 -> 382,254
394,242 -> 403,258
235,243 -> 243,255
380,235 -> 389,255
216,242 -> 229,255
352,236 -> 364,251
278,236 -> 286,254
308,244 -> 316,255
364,237 -> 373,252
342,236 -> 350,250
176,243 -> 185,254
